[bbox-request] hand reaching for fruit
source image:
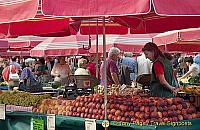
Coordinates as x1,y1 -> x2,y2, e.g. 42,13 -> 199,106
172,87 -> 180,96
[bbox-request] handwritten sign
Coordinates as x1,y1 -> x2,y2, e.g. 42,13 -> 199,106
0,104 -> 5,120
31,118 -> 44,130
85,118 -> 96,130
47,114 -> 55,130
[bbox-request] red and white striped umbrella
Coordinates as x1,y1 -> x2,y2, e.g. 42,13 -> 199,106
89,34 -> 155,53
8,36 -> 47,49
0,51 -> 30,57
0,39 -> 9,52
30,36 -> 90,57
153,28 -> 200,52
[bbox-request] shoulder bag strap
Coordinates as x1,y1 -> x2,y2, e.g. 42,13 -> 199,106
9,65 -> 12,73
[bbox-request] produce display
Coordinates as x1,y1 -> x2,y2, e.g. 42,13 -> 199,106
32,99 -> 71,114
180,86 -> 200,95
0,91 -> 51,107
0,82 -> 8,86
33,94 -> 200,124
95,84 -> 148,96
188,75 -> 200,84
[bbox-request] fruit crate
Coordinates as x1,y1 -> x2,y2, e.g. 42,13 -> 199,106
189,95 -> 200,109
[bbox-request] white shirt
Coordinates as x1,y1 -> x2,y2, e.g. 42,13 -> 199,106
51,63 -> 71,79
189,63 -> 200,77
74,68 -> 89,75
136,54 -> 151,76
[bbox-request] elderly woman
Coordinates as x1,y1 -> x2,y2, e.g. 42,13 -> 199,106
19,58 -> 39,91
75,58 -> 90,75
142,42 -> 179,97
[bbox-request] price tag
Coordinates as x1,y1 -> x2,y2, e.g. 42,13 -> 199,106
0,104 -> 5,120
85,118 -> 96,130
47,114 -> 55,130
102,120 -> 109,128
31,117 -> 44,130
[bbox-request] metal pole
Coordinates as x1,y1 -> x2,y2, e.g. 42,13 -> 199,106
103,17 -> 108,130
96,19 -> 99,78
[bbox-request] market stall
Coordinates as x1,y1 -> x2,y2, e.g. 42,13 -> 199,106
0,90 -> 200,130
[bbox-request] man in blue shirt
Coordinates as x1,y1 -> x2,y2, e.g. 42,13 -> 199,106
121,52 -> 136,81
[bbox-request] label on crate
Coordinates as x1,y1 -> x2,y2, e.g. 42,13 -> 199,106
31,118 -> 44,130
6,105 -> 32,112
47,114 -> 55,130
85,118 -> 96,130
0,104 -> 5,120
102,120 -> 109,128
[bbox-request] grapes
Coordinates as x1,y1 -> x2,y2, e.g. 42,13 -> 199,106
0,91 -> 51,107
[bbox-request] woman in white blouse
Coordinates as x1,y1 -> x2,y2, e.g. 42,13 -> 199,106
180,56 -> 200,79
51,56 -> 71,85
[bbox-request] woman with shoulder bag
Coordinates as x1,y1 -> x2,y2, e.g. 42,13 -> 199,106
19,58 -> 42,92
142,42 -> 179,98
2,62 -> 19,90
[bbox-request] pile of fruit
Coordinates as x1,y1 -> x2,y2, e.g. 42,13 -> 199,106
32,99 -> 71,114
0,91 -> 51,107
188,75 -> 200,84
95,84 -> 147,96
95,84 -> 120,95
0,82 -> 8,86
33,94 -> 200,124
180,86 -> 200,95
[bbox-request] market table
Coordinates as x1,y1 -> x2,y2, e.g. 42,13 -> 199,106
0,112 -> 200,130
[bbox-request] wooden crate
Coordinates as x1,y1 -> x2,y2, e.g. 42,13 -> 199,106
189,95 -> 200,108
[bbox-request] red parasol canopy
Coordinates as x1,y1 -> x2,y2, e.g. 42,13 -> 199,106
30,36 -> 90,57
153,28 -> 200,52
0,17 -> 79,39
0,51 -> 30,57
0,39 -> 9,52
42,0 -> 200,34
0,0 -> 38,24
89,34 -> 155,53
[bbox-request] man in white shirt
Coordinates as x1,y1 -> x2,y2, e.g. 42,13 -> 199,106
136,53 -> 151,77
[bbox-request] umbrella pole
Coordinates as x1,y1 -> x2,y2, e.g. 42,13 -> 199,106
103,16 -> 108,130
96,19 -> 99,79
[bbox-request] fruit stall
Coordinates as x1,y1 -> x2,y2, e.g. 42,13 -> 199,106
0,89 -> 200,130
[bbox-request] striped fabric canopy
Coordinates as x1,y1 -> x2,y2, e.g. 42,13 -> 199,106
30,36 -> 90,57
89,34 -> 155,53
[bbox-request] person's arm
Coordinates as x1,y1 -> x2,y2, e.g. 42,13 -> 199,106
111,72 -> 120,85
66,64 -> 71,77
154,61 -> 179,95
180,67 -> 195,79
157,74 -> 178,94
110,61 -> 120,85
51,65 -> 60,77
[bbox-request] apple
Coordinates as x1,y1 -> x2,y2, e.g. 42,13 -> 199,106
115,110 -> 121,116
177,115 -> 183,121
150,112 -> 158,118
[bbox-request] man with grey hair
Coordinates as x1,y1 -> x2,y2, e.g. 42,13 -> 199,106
121,52 -> 136,81
100,47 -> 120,86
